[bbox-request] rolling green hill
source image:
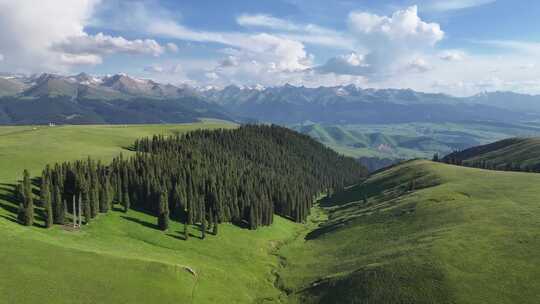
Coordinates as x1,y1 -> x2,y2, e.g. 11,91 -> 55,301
443,137 -> 540,171
294,122 -> 540,161
3,124 -> 540,303
276,160 -> 540,303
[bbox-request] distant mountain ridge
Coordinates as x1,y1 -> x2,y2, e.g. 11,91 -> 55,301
0,73 -> 229,124
1,72 -> 540,124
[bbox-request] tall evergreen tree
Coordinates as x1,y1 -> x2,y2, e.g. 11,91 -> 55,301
53,184 -> 65,225
184,222 -> 189,240
21,169 -> 34,226
41,173 -> 53,228
158,189 -> 169,231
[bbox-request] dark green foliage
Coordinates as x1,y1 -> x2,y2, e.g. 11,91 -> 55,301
32,125 -> 367,235
17,170 -> 34,226
158,190 -> 170,231
52,184 -> 65,225
99,179 -> 110,213
40,170 -> 53,228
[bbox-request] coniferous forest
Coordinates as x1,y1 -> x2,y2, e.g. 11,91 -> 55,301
21,125 -> 367,235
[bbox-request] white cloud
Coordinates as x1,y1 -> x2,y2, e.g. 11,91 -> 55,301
166,42 -> 179,53
54,32 -> 167,56
219,55 -> 239,68
405,58 -> 432,73
439,50 -> 465,61
0,0 -> 98,72
143,16 -> 313,74
316,53 -> 369,75
348,6 -> 444,48
318,6 -> 443,77
0,54 -> 4,62
0,0 -> 175,73
60,53 -> 102,65
426,0 -> 496,12
237,14 -> 300,31
236,14 -> 354,49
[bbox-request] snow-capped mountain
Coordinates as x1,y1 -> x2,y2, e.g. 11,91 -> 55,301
0,72 -> 539,125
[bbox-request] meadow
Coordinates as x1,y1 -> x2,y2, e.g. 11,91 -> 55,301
0,122 -> 307,303
277,160 -> 540,303
2,122 -> 540,303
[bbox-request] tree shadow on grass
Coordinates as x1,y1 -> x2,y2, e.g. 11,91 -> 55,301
167,232 -> 188,241
120,215 -> 160,230
0,214 -> 18,224
0,183 -> 19,215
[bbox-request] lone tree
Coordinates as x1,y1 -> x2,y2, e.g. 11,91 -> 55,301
157,189 -> 169,231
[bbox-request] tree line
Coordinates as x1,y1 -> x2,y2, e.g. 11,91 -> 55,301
17,125 -> 367,237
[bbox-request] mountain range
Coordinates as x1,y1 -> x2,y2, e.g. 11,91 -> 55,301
1,72 -> 540,125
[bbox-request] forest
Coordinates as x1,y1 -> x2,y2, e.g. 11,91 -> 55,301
16,125 -> 367,237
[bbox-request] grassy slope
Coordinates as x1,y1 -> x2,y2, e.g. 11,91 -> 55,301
294,122 -> 540,160
0,122 -> 306,304
450,137 -> 540,170
277,160 -> 540,303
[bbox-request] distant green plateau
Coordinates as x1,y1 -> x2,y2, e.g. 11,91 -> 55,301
293,121 -> 540,160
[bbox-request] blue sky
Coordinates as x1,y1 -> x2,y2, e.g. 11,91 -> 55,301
1,0 -> 540,95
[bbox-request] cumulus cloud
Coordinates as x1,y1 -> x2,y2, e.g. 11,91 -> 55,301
318,6 -> 443,77
53,32 -> 167,56
316,53 -> 369,75
348,6 -> 444,49
0,0 -> 175,73
144,16 -> 314,73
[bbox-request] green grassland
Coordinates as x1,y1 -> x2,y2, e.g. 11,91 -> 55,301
0,122 -> 309,303
293,122 -> 540,160
276,160 -> 540,303
453,137 -> 540,170
3,123 -> 540,303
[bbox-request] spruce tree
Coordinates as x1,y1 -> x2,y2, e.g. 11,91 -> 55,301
212,213 -> 219,235
82,188 -> 91,224
158,190 -> 169,231
184,222 -> 189,240
201,218 -> 206,239
16,183 -> 25,224
41,174 -> 53,228
22,170 -> 34,226
99,183 -> 109,213
53,184 -> 65,225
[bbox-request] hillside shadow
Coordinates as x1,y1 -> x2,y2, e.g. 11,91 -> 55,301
120,215 -> 159,230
